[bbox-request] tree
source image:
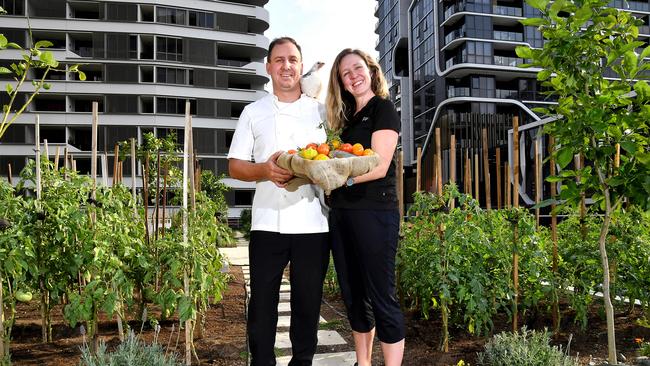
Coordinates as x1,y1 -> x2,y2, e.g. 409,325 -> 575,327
516,0 -> 650,362
0,8 -> 85,140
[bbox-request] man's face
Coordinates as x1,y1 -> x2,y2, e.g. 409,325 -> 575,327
266,42 -> 303,94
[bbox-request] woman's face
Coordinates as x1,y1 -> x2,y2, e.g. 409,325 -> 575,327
338,53 -> 373,99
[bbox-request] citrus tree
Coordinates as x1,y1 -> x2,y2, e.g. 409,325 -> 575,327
516,0 -> 650,361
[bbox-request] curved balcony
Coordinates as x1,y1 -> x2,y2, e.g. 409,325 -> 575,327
443,2 -> 523,23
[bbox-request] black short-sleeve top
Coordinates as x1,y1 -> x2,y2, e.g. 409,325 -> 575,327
330,95 -> 401,210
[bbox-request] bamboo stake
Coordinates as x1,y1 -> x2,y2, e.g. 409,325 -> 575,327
131,138 -> 137,211
155,150 -> 161,241
35,116 -> 41,198
496,148 -> 501,209
416,146 -> 422,193
183,101 -> 192,366
7,164 -> 12,185
189,118 -> 196,210
432,153 -> 437,192
63,147 -> 69,179
43,139 -> 49,162
465,150 -> 471,194
397,150 -> 404,220
549,136 -> 559,333
512,115 -> 520,331
435,128 -> 443,195
482,129 -> 491,210
534,132 -> 541,229
505,163 -> 511,208
91,102 -> 98,199
54,146 -> 60,170
101,154 -> 108,187
113,144 -> 119,187
71,158 -> 76,173
474,153 -> 479,202
142,157 -> 150,246
450,135 -> 456,184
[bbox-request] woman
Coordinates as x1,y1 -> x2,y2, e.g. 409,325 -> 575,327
326,48 -> 405,366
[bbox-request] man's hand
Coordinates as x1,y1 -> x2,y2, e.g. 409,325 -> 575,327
265,151 -> 293,188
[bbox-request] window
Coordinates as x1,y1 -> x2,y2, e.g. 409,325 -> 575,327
156,97 -> 196,115
157,7 -> 186,25
156,67 -> 189,85
189,10 -> 214,28
156,37 -> 183,62
1,0 -> 24,15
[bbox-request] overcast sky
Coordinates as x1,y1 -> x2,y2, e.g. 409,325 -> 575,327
264,0 -> 379,98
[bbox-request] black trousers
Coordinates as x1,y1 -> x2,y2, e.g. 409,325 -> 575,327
330,208 -> 405,344
247,230 -> 329,366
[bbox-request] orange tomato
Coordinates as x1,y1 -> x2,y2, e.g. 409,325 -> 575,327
339,143 -> 353,153
287,149 -> 297,154
305,142 -> 318,150
317,143 -> 330,156
363,148 -> 374,156
330,139 -> 341,150
352,143 -> 364,156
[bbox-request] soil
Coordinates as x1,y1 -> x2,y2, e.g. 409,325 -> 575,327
7,267 -> 650,366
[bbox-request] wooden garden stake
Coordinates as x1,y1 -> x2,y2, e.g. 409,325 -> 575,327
505,163 -> 511,208
465,150 -> 471,194
496,148 -> 501,209
482,129 -> 491,210
91,102 -> 98,198
154,150 -> 161,241
182,101 -> 193,365
450,135 -> 456,209
512,116 -> 520,331
435,128 -> 442,195
131,138 -> 137,209
534,132 -> 541,229
474,153 -> 479,201
416,146 -> 422,193
43,139 -> 49,162
35,115 -> 41,199
113,144 -> 119,187
7,164 -> 12,185
54,146 -> 60,171
549,136 -> 559,333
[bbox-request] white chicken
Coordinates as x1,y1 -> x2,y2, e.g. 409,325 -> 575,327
300,61 -> 325,99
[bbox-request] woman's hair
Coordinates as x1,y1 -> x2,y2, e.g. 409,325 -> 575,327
326,48 -> 389,131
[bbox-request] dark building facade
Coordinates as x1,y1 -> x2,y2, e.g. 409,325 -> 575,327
378,0 -> 650,207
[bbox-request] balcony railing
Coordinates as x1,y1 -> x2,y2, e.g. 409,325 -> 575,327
494,55 -> 523,66
609,0 -> 650,12
493,5 -> 523,16
495,89 -> 518,99
444,2 -> 523,20
447,86 -> 471,97
640,25 -> 650,34
493,30 -> 523,42
444,28 -> 466,45
72,47 -> 93,57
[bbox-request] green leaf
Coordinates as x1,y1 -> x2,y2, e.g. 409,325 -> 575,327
520,17 -> 546,26
641,45 -> 650,60
619,141 -> 638,154
574,6 -> 592,25
34,40 -> 53,49
636,152 -> 650,167
39,51 -> 58,67
0,66 -> 10,74
0,34 -> 6,48
623,51 -> 638,75
549,0 -> 566,17
634,80 -> 650,101
6,83 -> 13,95
6,42 -> 21,49
78,70 -> 86,81
515,46 -> 533,59
532,198 -> 557,208
557,147 -> 574,169
43,83 -> 51,90
538,69 -> 552,81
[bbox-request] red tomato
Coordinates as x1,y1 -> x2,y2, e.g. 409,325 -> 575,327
305,142 -> 318,150
317,143 -> 330,156
339,143 -> 353,153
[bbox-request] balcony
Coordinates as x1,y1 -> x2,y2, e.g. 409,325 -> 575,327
444,2 -> 523,21
493,30 -> 523,42
640,24 -> 650,34
494,55 -> 523,66
609,0 -> 650,12
447,86 -> 471,97
495,89 -> 518,98
445,28 -> 466,45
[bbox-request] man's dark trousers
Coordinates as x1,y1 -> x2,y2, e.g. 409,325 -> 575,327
247,230 -> 329,366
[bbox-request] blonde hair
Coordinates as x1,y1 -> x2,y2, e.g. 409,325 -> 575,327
326,48 -> 389,131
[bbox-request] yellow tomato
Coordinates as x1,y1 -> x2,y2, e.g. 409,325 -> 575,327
330,138 -> 341,150
314,153 -> 329,161
352,143 -> 364,156
300,147 -> 318,160
363,148 -> 374,156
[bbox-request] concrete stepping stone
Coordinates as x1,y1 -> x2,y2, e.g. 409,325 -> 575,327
276,352 -> 357,366
220,247 -> 250,266
279,292 -> 290,301
275,330 -> 346,349
276,315 -> 327,327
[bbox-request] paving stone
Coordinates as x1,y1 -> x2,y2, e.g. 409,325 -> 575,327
275,330 -> 346,349
220,247 -> 250,266
276,352 -> 357,366
276,316 -> 327,328
279,292 -> 290,301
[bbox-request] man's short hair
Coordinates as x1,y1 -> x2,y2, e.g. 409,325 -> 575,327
267,37 -> 302,62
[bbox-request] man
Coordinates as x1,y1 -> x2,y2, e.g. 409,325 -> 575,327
227,37 -> 329,366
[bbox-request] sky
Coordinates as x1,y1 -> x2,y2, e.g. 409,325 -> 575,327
264,0 -> 379,99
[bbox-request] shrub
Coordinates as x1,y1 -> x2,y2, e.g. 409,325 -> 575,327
79,330 -> 182,366
476,328 -> 579,366
239,209 -> 252,240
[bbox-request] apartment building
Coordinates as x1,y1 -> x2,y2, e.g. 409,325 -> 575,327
0,0 -> 270,218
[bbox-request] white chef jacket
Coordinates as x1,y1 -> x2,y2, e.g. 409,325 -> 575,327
227,94 -> 329,234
